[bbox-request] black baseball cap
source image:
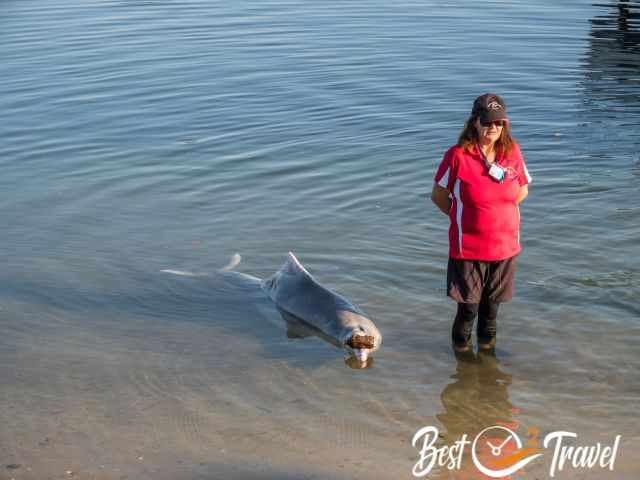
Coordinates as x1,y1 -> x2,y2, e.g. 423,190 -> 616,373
472,93 -> 508,123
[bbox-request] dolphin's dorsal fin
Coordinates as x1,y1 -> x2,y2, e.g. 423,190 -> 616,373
284,252 -> 310,276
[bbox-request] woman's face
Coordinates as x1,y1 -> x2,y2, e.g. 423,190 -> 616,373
475,118 -> 504,145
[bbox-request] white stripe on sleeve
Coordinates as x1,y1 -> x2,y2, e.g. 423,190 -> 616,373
453,179 -> 463,254
523,163 -> 532,184
437,167 -> 450,188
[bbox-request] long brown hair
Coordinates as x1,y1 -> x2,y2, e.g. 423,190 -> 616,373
457,114 -> 516,155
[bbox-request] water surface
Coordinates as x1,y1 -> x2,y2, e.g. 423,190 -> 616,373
1,0 -> 639,478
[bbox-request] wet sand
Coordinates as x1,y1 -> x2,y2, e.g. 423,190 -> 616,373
0,296 -> 417,480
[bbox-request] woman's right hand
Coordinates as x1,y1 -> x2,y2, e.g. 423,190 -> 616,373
431,183 -> 452,215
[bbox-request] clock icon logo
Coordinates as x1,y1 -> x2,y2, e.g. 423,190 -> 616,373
472,426 -> 543,478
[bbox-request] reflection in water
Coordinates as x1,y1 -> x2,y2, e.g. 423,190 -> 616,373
438,350 -> 516,440
584,1 -> 640,114
436,350 -> 523,479
277,308 -> 372,369
591,1 -> 640,49
574,1 -> 640,187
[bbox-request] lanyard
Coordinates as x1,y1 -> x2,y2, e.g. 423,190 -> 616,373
477,145 -> 506,182
477,144 -> 499,169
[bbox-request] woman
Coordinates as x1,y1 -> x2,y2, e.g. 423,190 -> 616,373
431,93 -> 531,352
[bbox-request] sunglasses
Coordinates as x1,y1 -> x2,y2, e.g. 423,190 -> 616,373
480,120 -> 505,128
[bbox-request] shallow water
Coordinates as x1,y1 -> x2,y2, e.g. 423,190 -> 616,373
1,0 -> 639,478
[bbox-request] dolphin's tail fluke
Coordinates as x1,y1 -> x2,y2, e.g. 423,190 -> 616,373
161,253 -> 241,276
159,269 -> 207,277
222,253 -> 242,271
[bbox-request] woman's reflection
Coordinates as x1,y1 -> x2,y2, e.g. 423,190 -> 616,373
436,350 -> 522,479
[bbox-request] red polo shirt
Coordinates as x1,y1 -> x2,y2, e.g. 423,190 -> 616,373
434,143 -> 531,261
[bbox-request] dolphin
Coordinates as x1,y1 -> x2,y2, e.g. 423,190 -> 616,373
261,252 -> 382,363
161,252 -> 382,365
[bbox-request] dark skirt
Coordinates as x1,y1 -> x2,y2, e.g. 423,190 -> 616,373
447,255 -> 518,303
